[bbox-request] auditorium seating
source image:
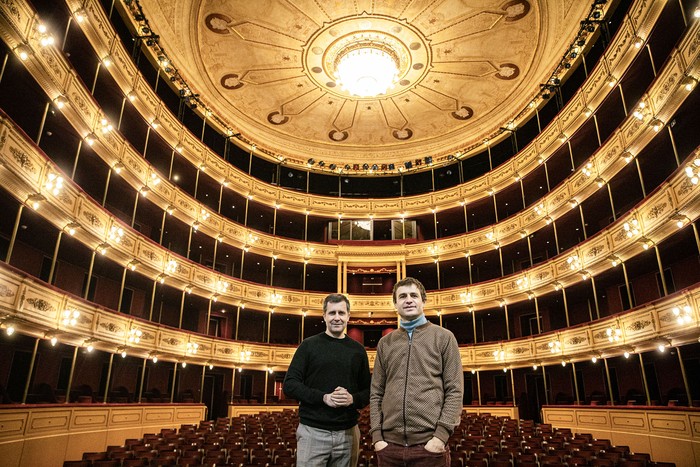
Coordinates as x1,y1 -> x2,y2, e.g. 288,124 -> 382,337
62,409 -> 676,467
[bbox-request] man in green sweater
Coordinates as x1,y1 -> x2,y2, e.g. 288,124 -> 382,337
283,293 -> 371,467
370,277 -> 463,466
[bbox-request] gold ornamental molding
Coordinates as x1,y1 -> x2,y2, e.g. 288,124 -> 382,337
1,110 -> 700,317
4,0 -> 670,216
0,0 -> 697,266
1,261 -> 698,371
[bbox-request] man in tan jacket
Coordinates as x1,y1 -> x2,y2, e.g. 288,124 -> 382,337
370,277 -> 463,466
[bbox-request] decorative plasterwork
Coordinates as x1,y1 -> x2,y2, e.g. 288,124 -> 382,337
137,0 -> 588,169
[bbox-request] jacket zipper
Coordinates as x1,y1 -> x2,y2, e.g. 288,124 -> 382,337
402,332 -> 412,446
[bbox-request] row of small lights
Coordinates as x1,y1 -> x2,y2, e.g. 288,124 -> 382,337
22,143 -> 699,314
0,315 -> 264,371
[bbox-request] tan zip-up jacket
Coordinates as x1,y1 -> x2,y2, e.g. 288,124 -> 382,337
370,321 -> 463,446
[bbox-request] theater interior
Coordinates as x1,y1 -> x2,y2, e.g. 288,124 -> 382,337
0,0 -> 699,466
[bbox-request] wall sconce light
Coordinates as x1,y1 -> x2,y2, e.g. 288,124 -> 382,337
1,318 -> 16,336
671,305 -> 693,325
73,8 -> 87,23
127,328 -> 142,344
670,213 -> 690,228
96,242 -> 110,255
186,342 -> 199,355
45,331 -> 58,346
581,162 -> 593,177
623,219 -> 640,237
84,338 -> 97,352
14,44 -> 33,61
639,237 -> 654,250
61,309 -> 80,327
548,340 -> 562,353
102,54 -> 114,67
53,95 -> 68,109
649,118 -> 664,132
65,222 -> 80,236
606,326 -> 622,342
27,193 -> 45,210
681,75 -> 697,92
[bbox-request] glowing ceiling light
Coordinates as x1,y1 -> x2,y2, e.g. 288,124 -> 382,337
335,44 -> 399,97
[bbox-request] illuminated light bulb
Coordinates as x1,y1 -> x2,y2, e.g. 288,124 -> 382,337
6,324 -> 15,336
86,344 -> 94,352
74,8 -> 87,23
533,364 -> 539,370
15,44 -> 32,61
623,351 -> 630,359
181,361 -> 187,368
152,356 -> 158,363
54,95 -> 68,109
209,363 -> 214,370
102,55 -> 114,67
50,336 -> 58,346
591,356 -> 598,363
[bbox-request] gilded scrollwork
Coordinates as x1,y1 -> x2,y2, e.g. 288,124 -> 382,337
0,284 -> 15,297
567,336 -> 587,345
161,337 -> 181,347
646,202 -> 668,220
10,147 -> 35,172
99,321 -> 123,333
627,319 -> 652,332
26,298 -> 54,312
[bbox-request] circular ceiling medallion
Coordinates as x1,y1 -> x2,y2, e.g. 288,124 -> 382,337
303,13 -> 430,100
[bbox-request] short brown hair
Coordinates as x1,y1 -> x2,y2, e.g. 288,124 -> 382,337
323,293 -> 351,313
392,277 -> 427,304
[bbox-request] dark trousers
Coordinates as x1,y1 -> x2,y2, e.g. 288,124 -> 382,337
376,442 -> 450,467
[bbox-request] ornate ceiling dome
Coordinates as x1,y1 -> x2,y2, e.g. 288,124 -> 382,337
138,0 -> 590,173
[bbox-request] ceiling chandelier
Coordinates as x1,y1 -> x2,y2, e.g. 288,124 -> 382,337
334,41 -> 400,98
